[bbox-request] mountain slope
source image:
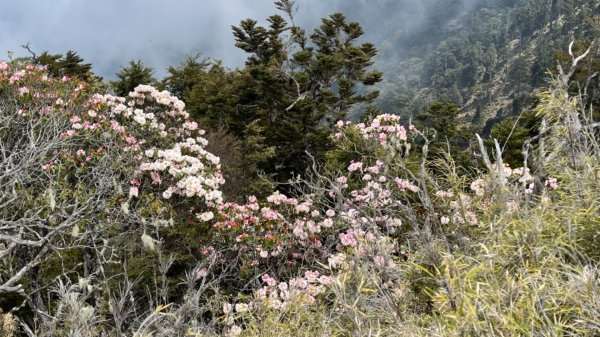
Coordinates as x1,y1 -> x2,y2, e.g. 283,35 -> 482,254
372,0 -> 600,130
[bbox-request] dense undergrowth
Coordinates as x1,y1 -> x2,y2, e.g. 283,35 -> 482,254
1,42 -> 599,337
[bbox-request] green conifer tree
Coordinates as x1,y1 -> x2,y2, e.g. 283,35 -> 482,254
228,1 -> 383,191
36,50 -> 98,81
163,55 -> 211,99
112,60 -> 156,96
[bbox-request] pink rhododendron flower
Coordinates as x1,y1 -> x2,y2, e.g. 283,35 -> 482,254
466,211 -> 478,225
129,186 -> 139,198
336,176 -> 348,188
525,187 -> 534,195
41,162 -> 54,170
470,179 -> 485,196
546,177 -> 558,190
395,177 -> 419,192
201,246 -> 215,255
295,202 -> 311,213
515,167 -> 534,183
436,190 -> 454,198
348,161 -> 363,172
339,232 -> 357,247
328,253 -> 346,269
261,273 -> 277,287
150,171 -> 161,184
183,121 -> 198,130
373,255 -> 386,267
222,303 -> 232,314
320,218 -> 333,228
9,71 -> 25,83
162,188 -> 173,199
318,275 -> 332,285
196,268 -> 207,279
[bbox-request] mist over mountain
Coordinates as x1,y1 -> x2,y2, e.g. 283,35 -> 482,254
1,0 -> 598,125
0,0 -> 498,79
355,0 -> 600,127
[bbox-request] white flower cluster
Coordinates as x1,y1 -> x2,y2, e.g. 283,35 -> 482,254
94,85 -> 225,207
336,114 -> 409,144
129,85 -> 187,115
139,138 -> 223,203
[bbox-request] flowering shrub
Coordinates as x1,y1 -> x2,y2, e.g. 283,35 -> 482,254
175,115 -> 430,335
0,60 -> 224,322
1,60 -> 223,207
54,84 -> 224,207
195,116 -> 422,290
184,92 -> 598,336
200,195 -> 333,284
219,270 -> 333,336
199,86 -> 598,337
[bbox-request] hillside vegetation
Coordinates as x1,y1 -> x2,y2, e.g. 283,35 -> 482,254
1,1 -> 600,336
375,0 -> 600,124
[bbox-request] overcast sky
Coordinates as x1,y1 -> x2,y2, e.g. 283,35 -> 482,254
0,0 -> 350,79
0,0 -> 479,79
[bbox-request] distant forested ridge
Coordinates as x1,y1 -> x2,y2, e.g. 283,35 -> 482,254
371,0 -> 599,125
